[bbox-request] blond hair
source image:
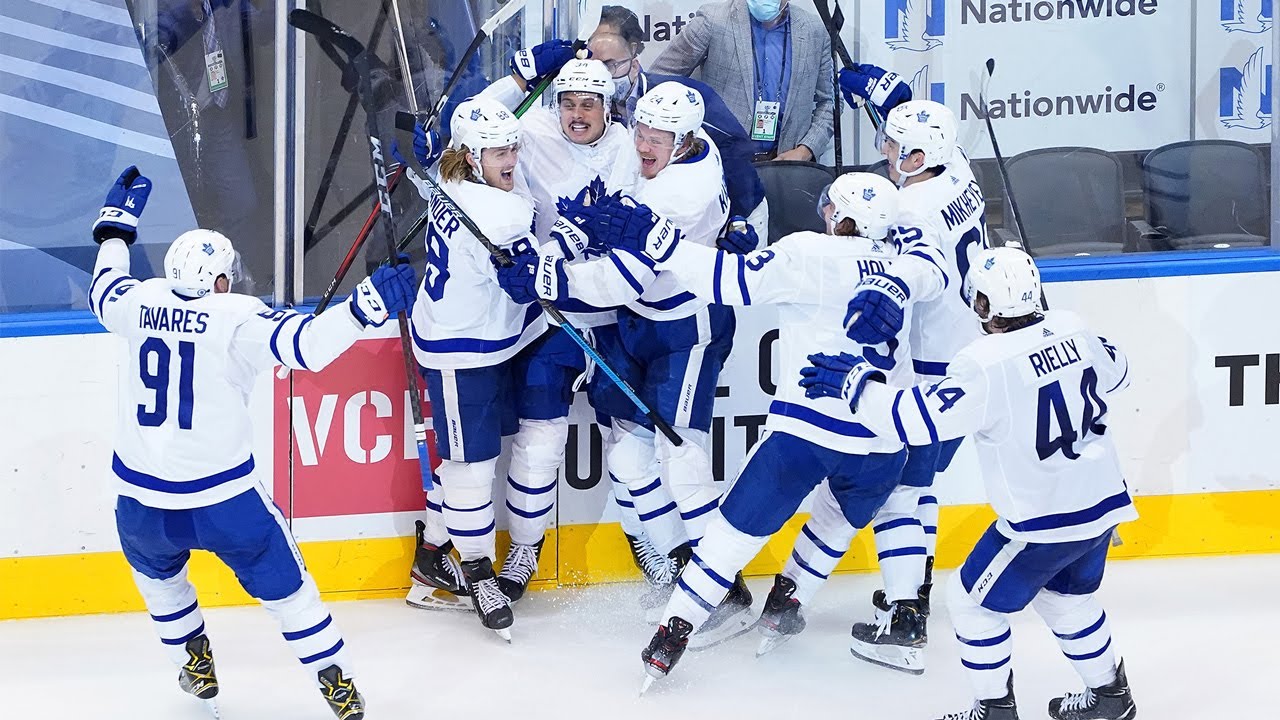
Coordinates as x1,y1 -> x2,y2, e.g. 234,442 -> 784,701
438,146 -> 477,183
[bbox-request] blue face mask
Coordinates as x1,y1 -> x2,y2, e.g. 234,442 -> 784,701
747,0 -> 784,22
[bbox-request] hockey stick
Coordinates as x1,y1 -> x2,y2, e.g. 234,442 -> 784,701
289,8 -> 436,491
409,168 -> 685,448
313,164 -> 406,315
979,58 -> 1049,311
811,0 -> 882,131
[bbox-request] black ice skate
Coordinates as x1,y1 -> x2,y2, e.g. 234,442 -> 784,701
406,521 -> 471,611
627,532 -> 678,586
873,555 -> 934,617
850,598 -> 928,674
756,574 -> 807,657
640,616 -> 694,693
461,557 -> 514,641
317,664 -> 366,720
1047,660 -> 1137,720
687,571 -> 757,651
641,543 -> 692,622
178,634 -> 219,700
935,676 -> 1020,720
497,539 -> 543,603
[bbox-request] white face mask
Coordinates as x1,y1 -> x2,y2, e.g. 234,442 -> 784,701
747,0 -> 784,22
612,73 -> 633,104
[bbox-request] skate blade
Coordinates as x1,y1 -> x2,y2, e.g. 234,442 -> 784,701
849,638 -> 925,675
755,631 -> 795,657
639,674 -> 656,696
405,581 -> 472,612
198,698 -> 220,719
493,627 -> 512,643
687,608 -> 759,652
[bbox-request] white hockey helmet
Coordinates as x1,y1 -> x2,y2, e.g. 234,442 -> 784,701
818,172 -> 899,239
963,246 -> 1042,323
164,229 -> 237,297
555,58 -> 615,136
632,81 -> 705,157
878,100 -> 956,180
450,96 -> 521,169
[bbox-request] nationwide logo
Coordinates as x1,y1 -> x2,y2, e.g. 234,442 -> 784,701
1221,0 -> 1273,34
959,82 -> 1162,120
885,0 -> 945,52
907,64 -> 947,104
1220,46 -> 1272,129
959,0 -> 1160,25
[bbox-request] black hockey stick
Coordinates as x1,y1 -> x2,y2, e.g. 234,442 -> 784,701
981,59 -> 1048,310
289,8 -> 436,491
313,164 -> 406,315
410,169 -> 685,448
811,0 -> 882,131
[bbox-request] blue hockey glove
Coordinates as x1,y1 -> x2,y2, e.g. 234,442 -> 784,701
844,273 -> 910,346
494,250 -> 567,304
93,166 -> 152,244
351,254 -> 417,327
799,352 -> 885,411
838,64 -> 912,116
511,39 -> 580,84
593,194 -> 679,264
718,216 -> 759,254
413,120 -> 443,170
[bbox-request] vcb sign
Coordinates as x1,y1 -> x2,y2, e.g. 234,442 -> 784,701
274,338 -> 438,519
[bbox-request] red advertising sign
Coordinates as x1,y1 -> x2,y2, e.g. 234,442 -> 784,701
273,337 -> 438,519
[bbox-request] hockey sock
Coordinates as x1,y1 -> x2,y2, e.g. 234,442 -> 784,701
782,482 -> 854,606
872,484 -> 928,602
505,418 -> 568,546
611,473 -> 645,536
132,565 -> 208,666
661,512 -> 766,631
261,575 -> 353,686
438,458 -> 499,561
608,420 -> 686,554
918,493 -> 940,558
1032,590 -> 1119,688
656,426 -> 721,546
947,573 -> 1015,701
423,485 -> 450,547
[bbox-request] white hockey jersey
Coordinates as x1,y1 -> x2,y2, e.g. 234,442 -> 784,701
89,239 -> 368,510
853,310 -> 1137,543
888,148 -> 989,377
409,178 -> 548,370
656,231 -> 912,454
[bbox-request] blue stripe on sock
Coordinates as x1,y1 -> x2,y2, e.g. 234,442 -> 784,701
299,639 -> 345,666
1054,612 -> 1106,642
961,655 -> 1011,671
151,600 -> 198,623
955,628 -> 1012,647
873,517 -> 922,534
790,550 -> 829,579
161,621 -> 206,646
877,546 -> 927,560
283,615 -> 332,642
446,521 -> 496,537
1064,638 -> 1112,662
638,502 -> 677,522
676,578 -> 717,613
691,553 -> 734,589
507,477 -> 556,495
801,524 -> 843,559
680,499 -> 719,521
505,501 -> 553,519
631,477 -> 662,496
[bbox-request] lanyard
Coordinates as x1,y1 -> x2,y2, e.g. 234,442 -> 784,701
751,17 -> 790,104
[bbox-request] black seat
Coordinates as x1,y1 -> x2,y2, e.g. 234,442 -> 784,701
751,161 -> 837,243
1141,140 -> 1269,250
1001,147 -> 1135,257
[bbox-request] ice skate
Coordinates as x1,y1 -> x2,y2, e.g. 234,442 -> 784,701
406,521 -> 470,611
756,574 -> 806,657
687,571 -> 756,651
641,543 -> 691,623
461,557 -> 514,641
936,676 -> 1020,719
178,634 -> 219,717
1047,660 -> 1137,720
850,598 -> 927,674
627,532 -> 678,587
640,615 -> 694,692
317,664 -> 365,720
496,539 -> 543,603
873,555 -> 934,616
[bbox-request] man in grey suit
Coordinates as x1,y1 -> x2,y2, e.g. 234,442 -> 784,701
650,0 -> 834,163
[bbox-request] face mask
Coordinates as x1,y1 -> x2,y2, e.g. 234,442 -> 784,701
612,73 -> 634,103
747,0 -> 784,22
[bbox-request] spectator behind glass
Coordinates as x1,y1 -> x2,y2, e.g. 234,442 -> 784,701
649,0 -> 834,163
590,6 -> 767,228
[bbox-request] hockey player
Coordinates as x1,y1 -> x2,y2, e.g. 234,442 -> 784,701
89,167 -> 419,720
496,83 -> 736,603
581,172 -> 919,687
783,97 -> 988,673
406,96 -> 552,638
803,246 -> 1138,720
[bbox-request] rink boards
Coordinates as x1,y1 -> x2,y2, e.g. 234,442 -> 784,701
3,268 -> 1279,620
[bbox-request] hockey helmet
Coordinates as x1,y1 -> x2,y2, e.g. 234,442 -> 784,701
450,96 -> 522,169
877,100 -> 956,181
632,81 -> 705,158
963,246 -> 1042,323
164,229 -> 238,297
554,59 -> 615,139
818,172 -> 899,239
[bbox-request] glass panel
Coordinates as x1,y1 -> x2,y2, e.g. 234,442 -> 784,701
0,0 -> 278,313
299,0 -> 527,301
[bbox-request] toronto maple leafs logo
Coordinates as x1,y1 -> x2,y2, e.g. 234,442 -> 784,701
201,242 -> 215,255
686,90 -> 698,104
984,256 -> 996,270
916,110 -> 931,123
1221,0 -> 1273,34
863,188 -> 877,201
470,108 -> 482,121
